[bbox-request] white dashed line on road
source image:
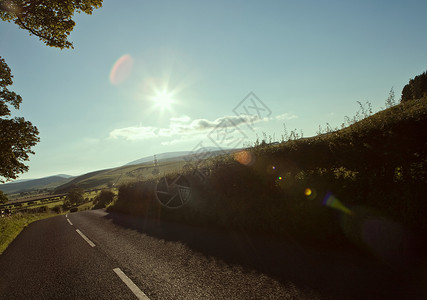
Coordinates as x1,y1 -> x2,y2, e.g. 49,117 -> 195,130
113,268 -> 150,300
76,229 -> 96,247
67,219 -> 73,225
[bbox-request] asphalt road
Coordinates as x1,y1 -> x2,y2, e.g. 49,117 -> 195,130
0,210 -> 425,299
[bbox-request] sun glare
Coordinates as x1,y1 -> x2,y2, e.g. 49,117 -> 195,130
141,77 -> 185,116
150,88 -> 177,114
154,90 -> 174,108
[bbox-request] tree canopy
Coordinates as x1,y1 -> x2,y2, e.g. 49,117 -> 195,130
0,57 -> 39,182
64,187 -> 84,207
0,190 -> 8,204
0,0 -> 103,49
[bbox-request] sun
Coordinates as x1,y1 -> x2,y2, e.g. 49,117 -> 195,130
153,90 -> 174,109
143,79 -> 182,115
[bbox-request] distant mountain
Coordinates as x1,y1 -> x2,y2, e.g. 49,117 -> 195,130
125,147 -> 232,166
0,175 -> 75,195
125,151 -> 191,166
54,169 -> 112,194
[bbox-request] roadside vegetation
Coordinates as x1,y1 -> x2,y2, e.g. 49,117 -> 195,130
109,80 -> 427,259
0,189 -> 104,254
0,207 -> 60,254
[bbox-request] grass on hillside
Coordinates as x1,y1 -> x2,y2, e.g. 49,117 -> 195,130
53,160 -> 187,194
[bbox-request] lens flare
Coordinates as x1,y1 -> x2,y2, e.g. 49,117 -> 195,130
110,54 -> 134,85
304,188 -> 312,196
234,150 -> 255,166
323,192 -> 352,215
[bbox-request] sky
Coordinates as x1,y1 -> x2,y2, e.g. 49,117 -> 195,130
1,0 -> 427,180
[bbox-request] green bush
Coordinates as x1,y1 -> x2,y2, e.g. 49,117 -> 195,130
92,190 -> 115,209
51,205 -> 62,214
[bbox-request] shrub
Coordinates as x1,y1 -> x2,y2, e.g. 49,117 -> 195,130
92,190 -> 115,209
51,205 -> 62,214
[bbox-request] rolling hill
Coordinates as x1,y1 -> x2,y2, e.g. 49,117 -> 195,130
54,148 -> 237,193
0,175 -> 74,195
1,149 -> 238,197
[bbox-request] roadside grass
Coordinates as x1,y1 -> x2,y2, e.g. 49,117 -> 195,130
0,211 -> 64,254
77,201 -> 93,211
0,195 -> 96,254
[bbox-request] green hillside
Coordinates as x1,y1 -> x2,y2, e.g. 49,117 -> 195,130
54,160 -> 187,193
0,176 -> 73,197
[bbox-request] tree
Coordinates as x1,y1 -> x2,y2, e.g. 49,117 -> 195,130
65,187 -> 84,207
0,57 -> 39,182
0,0 -> 103,49
0,0 -> 103,181
401,70 -> 427,102
0,190 -> 8,204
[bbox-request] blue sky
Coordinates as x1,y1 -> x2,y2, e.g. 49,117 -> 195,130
1,0 -> 427,179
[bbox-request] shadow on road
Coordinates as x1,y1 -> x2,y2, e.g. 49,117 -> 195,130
104,211 -> 425,299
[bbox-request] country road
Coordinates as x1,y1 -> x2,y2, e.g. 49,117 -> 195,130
0,210 -> 424,299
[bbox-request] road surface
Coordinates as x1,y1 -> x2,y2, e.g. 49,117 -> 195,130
0,210 -> 423,299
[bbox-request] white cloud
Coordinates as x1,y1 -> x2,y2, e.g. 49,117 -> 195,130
109,114 -> 263,141
109,126 -> 158,141
275,113 -> 298,120
170,115 -> 191,123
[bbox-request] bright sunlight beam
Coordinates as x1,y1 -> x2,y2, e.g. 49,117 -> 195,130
153,90 -> 174,110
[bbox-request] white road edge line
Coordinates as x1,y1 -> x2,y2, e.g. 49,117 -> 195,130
67,219 -> 73,225
75,229 -> 95,247
113,268 -> 150,300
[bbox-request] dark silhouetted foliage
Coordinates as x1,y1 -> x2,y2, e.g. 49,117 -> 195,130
51,205 -> 62,214
0,0 -> 103,182
109,97 -> 427,248
0,57 -> 39,182
0,190 -> 8,204
0,0 -> 103,49
401,70 -> 427,102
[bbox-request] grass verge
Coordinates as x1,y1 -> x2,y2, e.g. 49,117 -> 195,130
0,211 -> 64,254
